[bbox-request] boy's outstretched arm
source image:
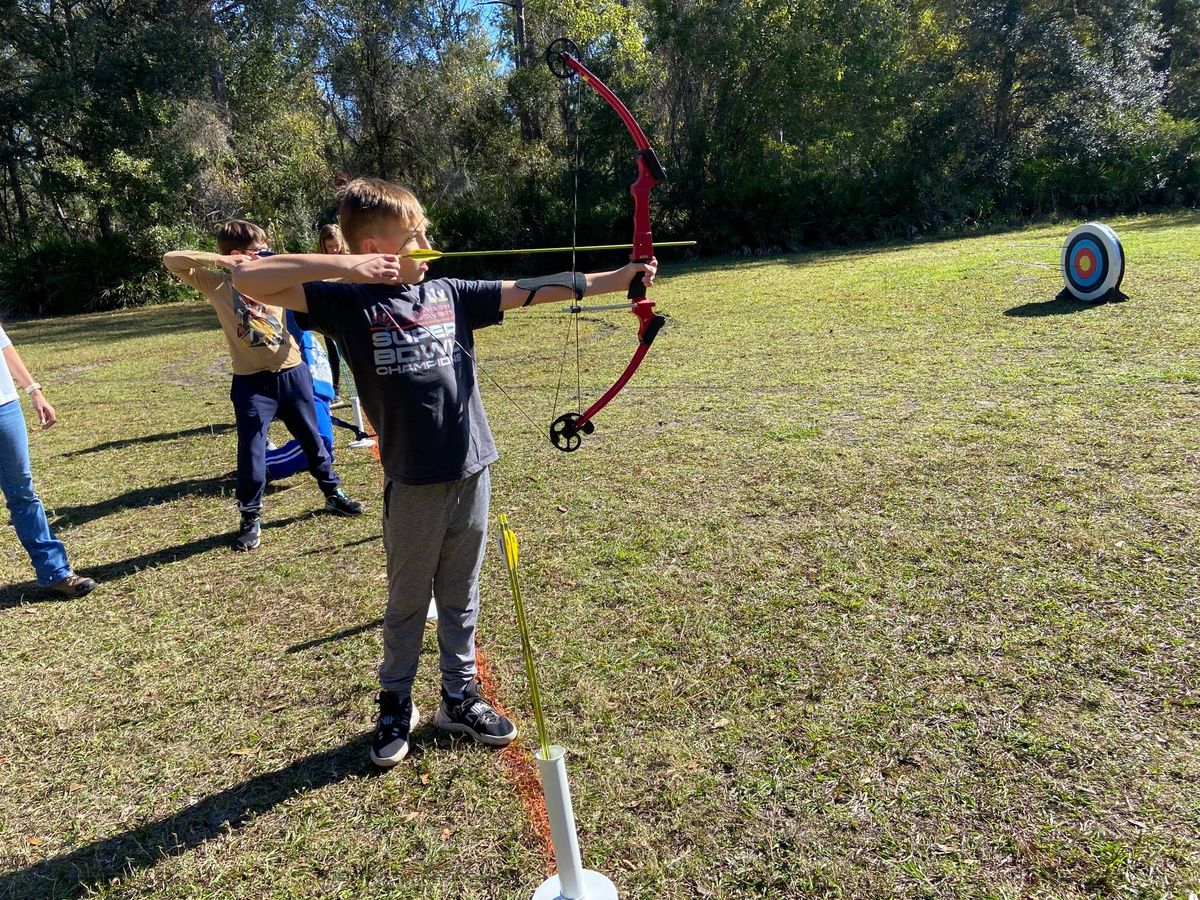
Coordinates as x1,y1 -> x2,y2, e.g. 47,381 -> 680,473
162,250 -> 240,294
499,260 -> 657,311
231,253 -> 407,312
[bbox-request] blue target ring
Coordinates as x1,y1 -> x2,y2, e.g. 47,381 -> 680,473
1061,223 -> 1125,303
1068,238 -> 1104,287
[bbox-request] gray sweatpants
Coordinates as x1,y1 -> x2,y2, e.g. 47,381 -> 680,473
380,467 -> 490,697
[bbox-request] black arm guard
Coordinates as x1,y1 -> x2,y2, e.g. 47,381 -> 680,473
514,271 -> 586,307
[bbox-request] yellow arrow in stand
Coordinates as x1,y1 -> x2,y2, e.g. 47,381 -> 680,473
501,520 -> 519,569
402,240 -> 697,261
497,514 -> 549,760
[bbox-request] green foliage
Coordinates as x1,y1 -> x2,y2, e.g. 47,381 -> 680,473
0,0 -> 1198,304
1013,113 -> 1200,212
0,232 -> 196,318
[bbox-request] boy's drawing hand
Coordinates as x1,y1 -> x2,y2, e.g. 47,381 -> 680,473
346,254 -> 404,283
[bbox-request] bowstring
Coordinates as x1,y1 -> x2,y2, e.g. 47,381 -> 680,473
379,307 -> 549,448
569,70 -> 583,417
551,71 -> 583,424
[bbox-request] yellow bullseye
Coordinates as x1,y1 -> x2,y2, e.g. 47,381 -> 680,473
1079,256 -> 1092,273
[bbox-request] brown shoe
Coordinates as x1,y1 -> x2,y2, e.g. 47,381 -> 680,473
47,573 -> 97,598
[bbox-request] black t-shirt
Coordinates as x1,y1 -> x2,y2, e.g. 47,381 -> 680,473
302,277 -> 504,484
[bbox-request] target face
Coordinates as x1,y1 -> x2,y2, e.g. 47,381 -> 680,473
1061,222 -> 1125,302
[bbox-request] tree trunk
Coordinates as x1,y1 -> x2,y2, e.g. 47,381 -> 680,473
1158,0 -> 1177,96
97,205 -> 114,238
201,3 -> 237,152
991,0 -> 1021,159
511,0 -> 541,140
4,129 -> 32,241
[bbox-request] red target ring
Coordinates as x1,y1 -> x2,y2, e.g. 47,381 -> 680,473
1072,247 -> 1097,280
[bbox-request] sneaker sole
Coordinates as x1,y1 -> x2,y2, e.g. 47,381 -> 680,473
370,705 -> 420,767
46,584 -> 96,598
324,505 -> 363,517
433,706 -> 517,746
232,538 -> 260,552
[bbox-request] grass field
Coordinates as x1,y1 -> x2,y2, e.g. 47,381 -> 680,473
1,214 -> 1199,898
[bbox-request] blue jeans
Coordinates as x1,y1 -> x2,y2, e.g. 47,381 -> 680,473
0,399 -> 72,586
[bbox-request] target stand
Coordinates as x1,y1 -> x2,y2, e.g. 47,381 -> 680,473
1057,222 -> 1127,304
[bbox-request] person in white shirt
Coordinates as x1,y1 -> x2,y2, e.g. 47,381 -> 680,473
0,324 -> 96,597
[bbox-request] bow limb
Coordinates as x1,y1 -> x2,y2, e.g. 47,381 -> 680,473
547,43 -> 667,281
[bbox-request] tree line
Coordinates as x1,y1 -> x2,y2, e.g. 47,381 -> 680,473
1,0 -> 1196,315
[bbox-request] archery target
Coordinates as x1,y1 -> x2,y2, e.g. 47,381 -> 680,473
1061,222 -> 1125,302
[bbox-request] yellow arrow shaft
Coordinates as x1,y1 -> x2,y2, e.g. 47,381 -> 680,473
497,514 -> 550,759
404,240 -> 696,261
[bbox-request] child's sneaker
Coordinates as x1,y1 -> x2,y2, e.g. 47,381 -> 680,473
232,514 -> 261,551
433,680 -> 517,746
371,690 -> 420,767
324,488 -> 363,516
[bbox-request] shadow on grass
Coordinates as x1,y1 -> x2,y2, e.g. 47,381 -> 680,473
0,580 -> 70,608
0,513 -> 320,611
0,734 -> 377,900
1004,295 -> 1118,317
87,513 -> 320,583
51,475 -> 235,530
296,533 -> 381,557
287,617 -> 384,654
65,424 -> 235,457
1104,210 -> 1200,232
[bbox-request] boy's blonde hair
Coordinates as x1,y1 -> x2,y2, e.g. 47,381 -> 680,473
337,178 -> 426,251
216,220 -> 267,255
317,223 -> 348,253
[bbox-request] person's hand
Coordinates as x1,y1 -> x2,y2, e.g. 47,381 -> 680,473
215,255 -> 246,271
346,254 -> 404,284
32,393 -> 56,429
622,257 -> 658,288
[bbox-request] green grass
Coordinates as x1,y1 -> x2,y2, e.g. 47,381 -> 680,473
2,212 -> 1199,898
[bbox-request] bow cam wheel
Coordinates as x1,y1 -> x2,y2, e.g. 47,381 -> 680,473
549,412 -> 594,452
545,38 -> 581,79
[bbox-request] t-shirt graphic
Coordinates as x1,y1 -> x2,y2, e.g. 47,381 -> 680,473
234,289 -> 286,350
369,290 -> 459,376
301,277 -> 504,485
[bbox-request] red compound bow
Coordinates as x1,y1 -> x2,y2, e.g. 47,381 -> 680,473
544,38 -> 667,452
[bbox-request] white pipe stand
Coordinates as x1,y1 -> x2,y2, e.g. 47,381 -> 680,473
348,398 -> 376,449
532,745 -> 618,900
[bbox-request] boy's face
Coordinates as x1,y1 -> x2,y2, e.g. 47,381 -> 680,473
231,239 -> 268,257
358,220 -> 430,284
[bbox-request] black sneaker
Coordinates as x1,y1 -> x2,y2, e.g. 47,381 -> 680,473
324,488 -> 362,516
232,514 -> 261,551
433,680 -> 517,746
371,690 -> 420,767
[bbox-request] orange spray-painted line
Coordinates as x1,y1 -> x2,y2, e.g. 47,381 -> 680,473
368,438 -> 554,873
475,645 -> 557,874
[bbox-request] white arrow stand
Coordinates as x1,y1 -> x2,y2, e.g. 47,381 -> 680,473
532,745 -> 618,900
348,398 -> 376,449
